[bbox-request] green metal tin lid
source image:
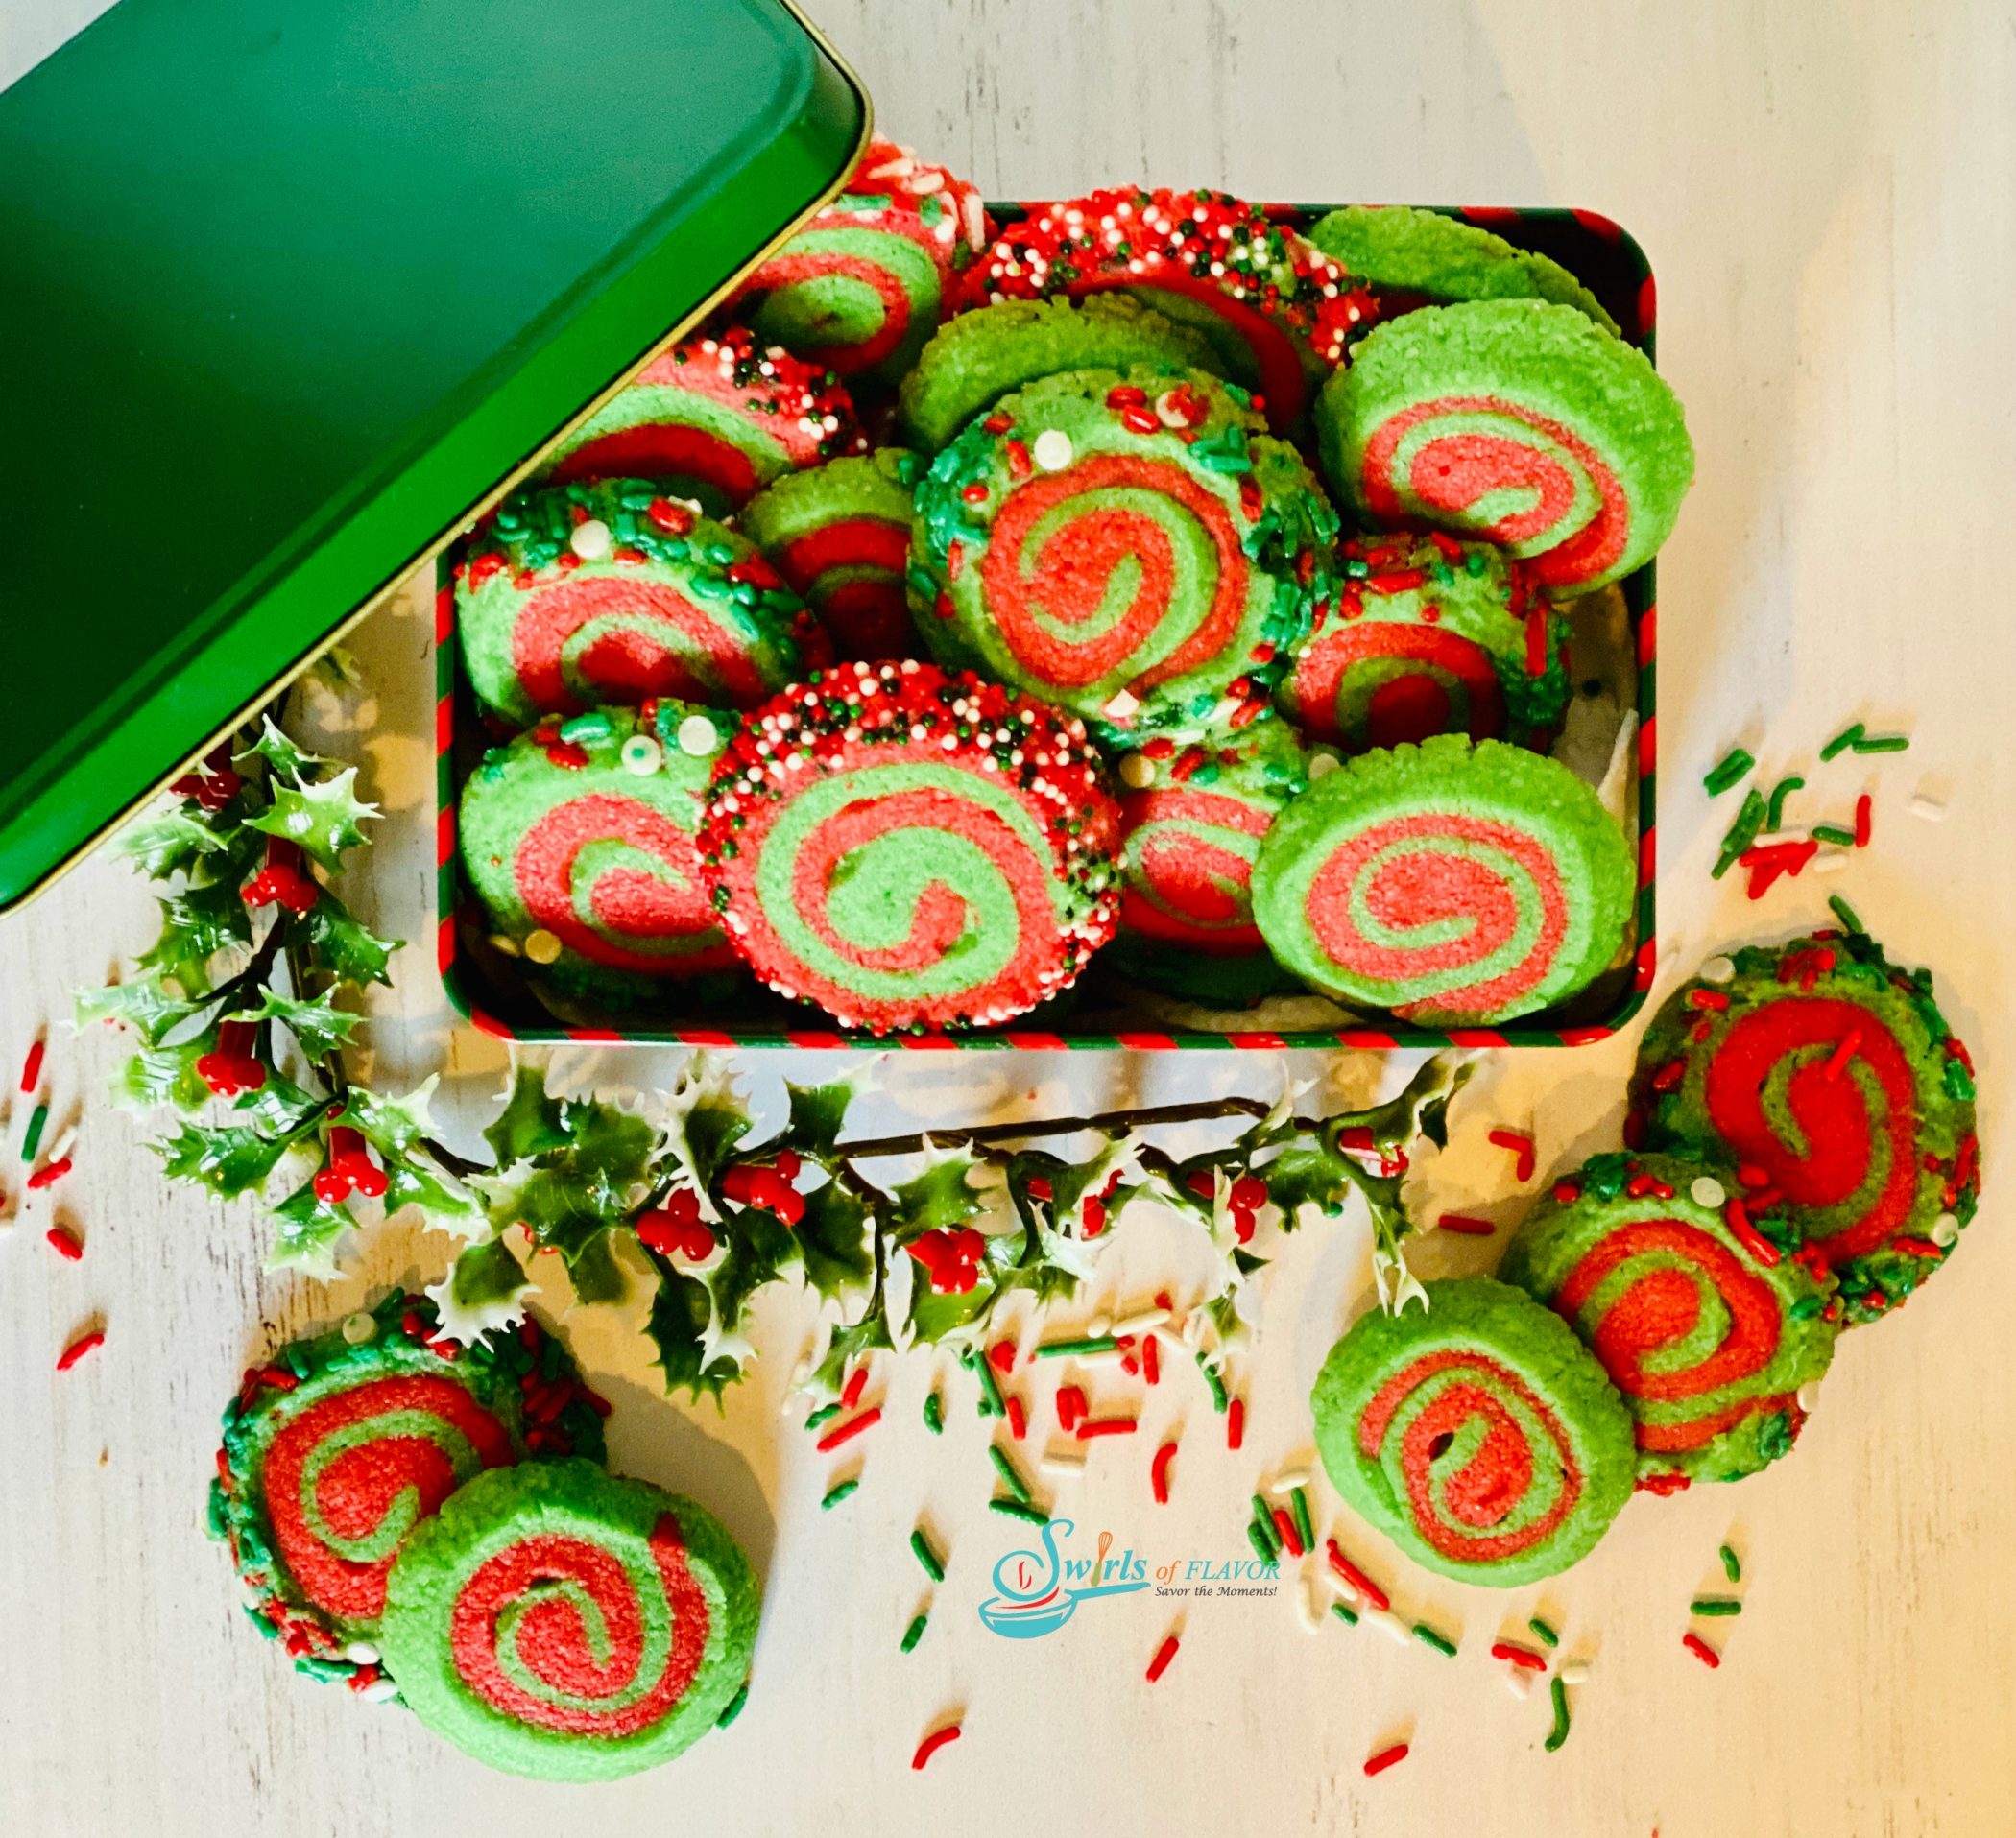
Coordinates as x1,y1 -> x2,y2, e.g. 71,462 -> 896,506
0,0 -> 867,914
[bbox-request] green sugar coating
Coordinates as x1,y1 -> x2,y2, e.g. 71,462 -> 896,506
1310,1277 -> 1635,1587
909,365 -> 1339,744
1252,733 -> 1634,1025
209,1291 -> 606,1683
1630,931 -> 1981,1326
1275,530 -> 1572,752
1307,205 -> 1621,335
895,296 -> 1229,452
1315,299 -> 1693,596
1500,1150 -> 1838,1484
378,1460 -> 758,1781
458,700 -> 740,1014
456,479 -> 815,727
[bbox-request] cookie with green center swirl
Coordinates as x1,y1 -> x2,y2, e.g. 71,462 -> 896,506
208,1292 -> 607,1692
909,366 -> 1339,743
1306,205 -> 1620,335
1315,299 -> 1693,595
379,1460 -> 757,1781
896,296 -> 1229,453
738,450 -> 923,663
697,660 -> 1122,1035
1629,930 -> 1982,1325
1276,531 -> 1571,753
1252,733 -> 1634,1025
1108,713 -> 1308,1002
1500,1151 -> 1838,1487
541,326 -> 864,517
1311,1277 -> 1635,1587
456,480 -> 823,726
459,702 -> 741,1014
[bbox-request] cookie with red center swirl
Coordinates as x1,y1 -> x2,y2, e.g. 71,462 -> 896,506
208,1292 -> 607,1689
1316,299 -> 1693,595
1278,531 -> 1570,753
976,187 -> 1376,430
459,702 -> 740,1014
697,661 -> 1122,1035
910,367 -> 1338,743
738,449 -> 923,662
1252,733 -> 1634,1025
456,480 -> 822,725
1500,1152 -> 1837,1487
542,327 -> 863,517
1629,930 -> 1982,1325
378,1460 -> 757,1780
1310,1277 -> 1635,1587
728,140 -> 992,384
1108,714 -> 1308,1002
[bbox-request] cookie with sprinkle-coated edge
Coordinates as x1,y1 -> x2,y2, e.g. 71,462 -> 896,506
378,1460 -> 757,1781
1316,299 -> 1693,595
1500,1150 -> 1838,1487
909,366 -> 1338,744
1629,929 -> 1981,1325
207,1292 -> 607,1693
1310,1277 -> 1636,1587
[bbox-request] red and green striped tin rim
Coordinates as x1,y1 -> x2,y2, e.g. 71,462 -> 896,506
436,205 -> 1657,1051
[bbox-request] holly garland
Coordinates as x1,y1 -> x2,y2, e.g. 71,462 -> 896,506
87,700 -> 1470,1401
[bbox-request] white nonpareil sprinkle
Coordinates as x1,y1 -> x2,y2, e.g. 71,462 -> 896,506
569,517 -> 612,561
359,1680 -> 402,1705
1118,753 -> 1156,790
619,734 -> 663,776
1700,956 -> 1737,984
1032,428 -> 1074,472
1690,1176 -> 1727,1210
1316,1565 -> 1356,1602
1110,1306 -> 1169,1338
1040,1446 -> 1088,1476
1307,751 -> 1341,780
1557,1660 -> 1591,1687
1797,1381 -> 1822,1412
342,1642 -> 380,1667
1102,688 -> 1141,720
340,1311 -> 377,1346
1268,1468 -> 1312,1495
524,929 -> 563,966
677,714 -> 721,757
1296,1572 -> 1325,1635
1908,791 -> 1947,821
1932,1211 -> 1960,1247
1363,1608 -> 1411,1646
1812,849 -> 1853,874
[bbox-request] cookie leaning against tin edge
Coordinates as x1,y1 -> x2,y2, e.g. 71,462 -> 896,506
1629,930 -> 1981,1325
1310,1277 -> 1636,1587
378,1460 -> 758,1781
1500,1151 -> 1838,1488
208,1292 -> 607,1693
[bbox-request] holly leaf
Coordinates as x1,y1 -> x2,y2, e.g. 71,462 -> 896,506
481,1100 -> 658,1260
644,1255 -> 741,1404
237,988 -> 360,1062
268,1180 -> 357,1277
483,1067 -> 572,1163
236,715 -> 325,786
342,1076 -> 443,1158
907,1268 -> 996,1345
247,766 -> 378,871
138,882 -> 253,994
114,1039 -> 213,1113
381,1156 -> 489,1240
302,891 -> 398,986
667,1059 -> 751,1188
797,1181 -> 874,1301
781,1079 -> 855,1163
1261,1135 -> 1363,1223
425,1238 -> 533,1343
230,1067 -> 328,1134
153,1121 -> 302,1197
562,1229 -> 631,1306
76,972 -> 199,1043
708,1205 -> 801,1339
890,1146 -> 983,1244
809,1303 -> 896,1398
121,811 -> 227,878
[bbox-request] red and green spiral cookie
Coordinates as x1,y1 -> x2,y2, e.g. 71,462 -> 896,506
1500,1152 -> 1837,1487
738,449 -> 923,662
456,479 -> 822,725
697,661 -> 1122,1034
1630,930 -> 1982,1325
730,140 -> 992,384
1307,205 -> 1620,335
1311,1277 -> 1635,1587
1276,532 -> 1570,753
977,187 -> 1375,430
459,701 -> 741,1014
377,1460 -> 757,1781
910,366 -> 1338,742
208,1292 -> 607,1689
1109,714 -> 1308,1003
542,327 -> 863,517
1252,733 -> 1634,1025
1316,299 -> 1693,595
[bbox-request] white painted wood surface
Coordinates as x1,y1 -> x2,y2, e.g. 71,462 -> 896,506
4,2 -> 2015,1831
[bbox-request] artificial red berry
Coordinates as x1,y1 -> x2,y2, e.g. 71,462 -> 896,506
1231,1174 -> 1269,1212
313,1166 -> 352,1204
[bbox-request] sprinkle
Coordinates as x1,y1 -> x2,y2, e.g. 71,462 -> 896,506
1712,789 -> 1768,878
923,1390 -> 944,1434
820,1478 -> 859,1510
522,929 -> 563,966
1151,1440 -> 1177,1504
1489,1129 -> 1537,1182
1932,1212 -> 1960,1249
1363,1608 -> 1411,1646
1724,1197 -> 1780,1267
1077,1415 -> 1138,1440
1819,723 -> 1864,761
1268,1468 -> 1312,1494
989,1443 -> 1033,1504
1689,1176 -> 1727,1209
715,1681 -> 750,1728
1290,1486 -> 1315,1555
1703,749 -> 1755,796
1528,1616 -> 1560,1647
1226,1396 -> 1245,1449
1031,429 -> 1074,472
45,1225 -> 84,1260
1363,1742 -> 1409,1778
1437,1212 -> 1495,1235
341,1311 -> 377,1346
676,713 -> 720,757
1053,1384 -> 1087,1431
27,1158 -> 72,1191
1557,1660 -> 1591,1687
990,1496 -> 1048,1526
1810,824 -> 1857,847
1492,1641 -> 1549,1671
1118,752 -> 1156,790
1908,790 -> 1947,822
1764,775 -> 1803,828
1854,793 -> 1873,847
804,1402 -> 840,1433
1412,1621 -> 1457,1657
909,1527 -> 946,1583
900,1612 -> 929,1653
1699,956 -> 1736,985
19,1035 -> 45,1093
816,1407 -> 880,1453
1691,1597 -> 1742,1616
986,1340 -> 1017,1375
840,1365 -> 869,1410
1850,731 -> 1908,754
1111,1306 -> 1170,1338
1005,1395 -> 1027,1441
1821,1030 -> 1861,1081
971,1348 -> 1008,1418
21,1103 -> 49,1163
1545,1676 -> 1572,1752
1683,1631 -> 1721,1668
1036,1334 -> 1118,1359
1040,1445 -> 1088,1477
1146,1633 -> 1181,1683
1720,1544 -> 1742,1583
1330,1600 -> 1359,1627
911,1723 -> 962,1771
1325,1540 -> 1389,1612
57,1328 -> 104,1371
1272,1507 -> 1305,1559
1827,894 -> 1866,935
618,733 -> 662,776
1247,1519 -> 1278,1563
1197,1353 -> 1229,1412
1142,1331 -> 1160,1385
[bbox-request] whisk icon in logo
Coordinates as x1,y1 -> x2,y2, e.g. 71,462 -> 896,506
976,1519 -> 1149,1639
